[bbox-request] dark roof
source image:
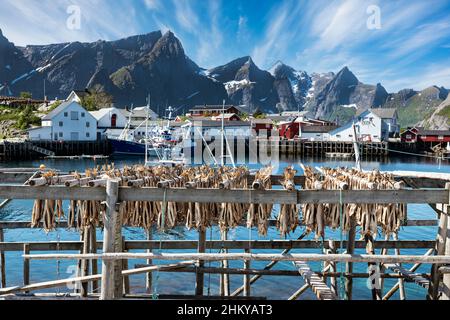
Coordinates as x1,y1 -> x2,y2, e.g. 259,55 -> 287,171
42,101 -> 73,120
188,120 -> 250,127
356,108 -> 397,119
417,130 -> 450,136
301,125 -> 339,133
72,90 -> 90,99
190,105 -> 236,111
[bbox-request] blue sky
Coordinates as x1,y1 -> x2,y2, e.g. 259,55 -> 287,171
1,0 -> 450,92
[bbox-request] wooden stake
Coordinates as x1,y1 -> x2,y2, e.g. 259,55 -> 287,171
0,227 -> 5,288
80,226 -> 90,297
100,179 -> 121,300
195,229 -> 206,296
345,218 -> 356,300
23,243 -> 30,293
220,230 -> 230,297
122,237 -> 130,295
146,229 -> 153,294
89,225 -> 98,293
243,248 -> 250,297
443,201 -> 450,300
428,185 -> 449,300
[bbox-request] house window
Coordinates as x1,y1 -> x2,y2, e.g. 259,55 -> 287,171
59,121 -> 63,127
64,112 -> 68,117
59,132 -> 63,137
406,134 -> 412,139
111,114 -> 117,127
54,133 -> 58,140
86,122 -> 90,128
81,112 -> 85,118
86,132 -> 90,138
71,111 -> 79,120
336,135 -> 341,138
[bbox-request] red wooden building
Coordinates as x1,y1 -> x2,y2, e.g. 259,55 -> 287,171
401,127 -> 450,143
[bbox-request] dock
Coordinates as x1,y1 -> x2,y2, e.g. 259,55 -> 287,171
0,166 -> 449,300
0,140 -> 111,161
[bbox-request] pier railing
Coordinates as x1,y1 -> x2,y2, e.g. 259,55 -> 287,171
0,173 -> 449,300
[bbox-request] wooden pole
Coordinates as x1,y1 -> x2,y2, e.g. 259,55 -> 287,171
443,201 -> 450,300
220,230 -> 230,297
345,217 -> 356,300
89,225 -> 98,293
0,227 -> 5,288
195,229 -> 206,296
365,235 -> 382,300
243,248 -> 250,297
393,233 -> 406,300
428,185 -> 449,300
146,229 -> 153,293
100,179 -> 121,300
80,226 -> 90,297
23,243 -> 30,293
328,240 -> 337,296
122,237 -> 130,295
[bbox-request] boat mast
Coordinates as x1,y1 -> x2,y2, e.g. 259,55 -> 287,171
221,100 -> 225,166
145,94 -> 150,165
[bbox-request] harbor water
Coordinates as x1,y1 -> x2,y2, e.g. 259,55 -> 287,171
0,155 -> 448,300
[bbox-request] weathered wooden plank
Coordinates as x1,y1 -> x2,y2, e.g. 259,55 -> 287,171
100,179 -> 120,300
0,228 -> 5,288
0,240 -> 437,252
294,261 -> 337,300
0,186 -> 105,201
0,185 -> 448,204
0,219 -> 437,230
385,263 -> 429,289
428,202 -> 448,300
0,262 -> 194,296
24,252 -> 450,265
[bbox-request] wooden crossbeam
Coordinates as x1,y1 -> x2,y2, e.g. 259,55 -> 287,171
385,263 -> 429,289
293,261 -> 337,300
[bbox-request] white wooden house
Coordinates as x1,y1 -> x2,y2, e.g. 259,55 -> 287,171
90,107 -> 127,139
329,108 -> 399,142
28,101 -> 97,141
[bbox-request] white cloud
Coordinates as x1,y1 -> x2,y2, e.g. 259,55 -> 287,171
143,0 -> 161,11
383,64 -> 450,92
172,0 -> 199,33
0,0 -> 140,46
252,2 -> 303,68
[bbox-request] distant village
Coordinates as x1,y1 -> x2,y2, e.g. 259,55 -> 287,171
1,90 -> 450,156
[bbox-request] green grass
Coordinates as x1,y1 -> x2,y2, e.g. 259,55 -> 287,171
327,106 -> 356,124
396,95 -> 442,127
437,105 -> 450,118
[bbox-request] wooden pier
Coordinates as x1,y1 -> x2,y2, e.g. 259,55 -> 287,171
0,140 -> 111,161
0,168 -> 449,300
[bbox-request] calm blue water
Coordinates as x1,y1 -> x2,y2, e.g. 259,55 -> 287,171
0,155 -> 449,300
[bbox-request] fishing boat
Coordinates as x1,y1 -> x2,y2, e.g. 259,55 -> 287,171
109,100 -> 158,157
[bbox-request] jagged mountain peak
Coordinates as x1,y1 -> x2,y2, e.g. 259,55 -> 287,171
334,66 -> 358,84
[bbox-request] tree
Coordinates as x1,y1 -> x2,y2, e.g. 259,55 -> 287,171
80,85 -> 113,111
20,92 -> 32,99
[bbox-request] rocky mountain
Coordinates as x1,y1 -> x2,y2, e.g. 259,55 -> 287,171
303,67 -> 389,122
418,91 -> 450,130
384,86 -> 449,128
0,29 -> 227,113
207,57 -> 281,113
0,28 -> 448,123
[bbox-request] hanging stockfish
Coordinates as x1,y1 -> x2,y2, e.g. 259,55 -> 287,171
247,166 -> 273,236
277,166 -> 299,237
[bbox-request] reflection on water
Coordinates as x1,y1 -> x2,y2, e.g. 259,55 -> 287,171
0,155 -> 448,299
